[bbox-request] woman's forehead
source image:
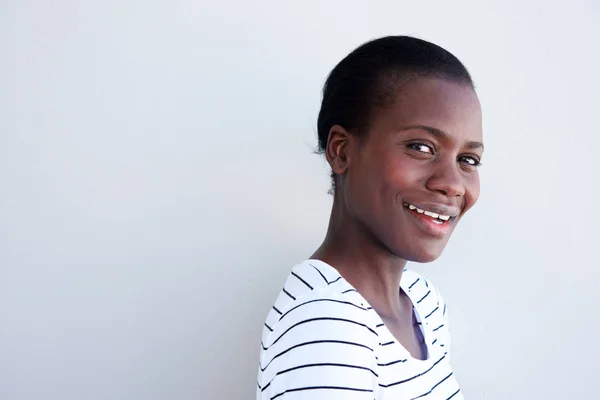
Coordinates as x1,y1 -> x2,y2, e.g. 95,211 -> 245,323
370,77 -> 483,142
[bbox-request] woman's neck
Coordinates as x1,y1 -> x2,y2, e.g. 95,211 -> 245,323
312,196 -> 409,319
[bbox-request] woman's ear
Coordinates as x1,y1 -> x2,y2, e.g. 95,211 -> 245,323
325,124 -> 351,175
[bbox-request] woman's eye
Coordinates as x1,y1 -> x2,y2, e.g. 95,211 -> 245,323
459,155 -> 482,167
409,143 -> 434,154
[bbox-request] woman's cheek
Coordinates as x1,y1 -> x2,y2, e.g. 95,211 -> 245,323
464,175 -> 481,211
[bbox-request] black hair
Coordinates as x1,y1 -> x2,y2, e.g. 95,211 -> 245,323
316,35 -> 474,191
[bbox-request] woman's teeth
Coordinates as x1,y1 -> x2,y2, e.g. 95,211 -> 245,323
405,203 -> 451,221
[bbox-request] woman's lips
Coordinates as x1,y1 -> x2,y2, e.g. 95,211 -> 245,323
403,203 -> 455,237
402,201 -> 460,219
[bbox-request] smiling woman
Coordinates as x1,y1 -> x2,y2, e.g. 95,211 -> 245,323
256,36 -> 483,400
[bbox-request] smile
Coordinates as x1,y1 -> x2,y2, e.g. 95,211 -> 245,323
403,202 -> 455,225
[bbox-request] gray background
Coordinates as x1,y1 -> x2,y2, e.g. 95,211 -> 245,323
1,1 -> 598,399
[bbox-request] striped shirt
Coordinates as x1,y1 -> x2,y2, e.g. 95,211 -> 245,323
256,260 -> 462,400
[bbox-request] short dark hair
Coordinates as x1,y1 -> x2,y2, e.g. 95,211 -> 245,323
316,36 -> 474,190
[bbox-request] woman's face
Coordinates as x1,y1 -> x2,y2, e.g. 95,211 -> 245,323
337,77 -> 483,262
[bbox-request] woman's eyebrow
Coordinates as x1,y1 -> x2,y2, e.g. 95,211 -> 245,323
398,124 -> 484,150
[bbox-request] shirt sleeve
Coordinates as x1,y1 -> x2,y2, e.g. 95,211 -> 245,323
257,290 -> 380,400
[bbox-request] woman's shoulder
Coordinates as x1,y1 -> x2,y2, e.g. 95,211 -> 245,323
258,261 -> 381,400
261,260 -> 376,340
274,259 -> 371,311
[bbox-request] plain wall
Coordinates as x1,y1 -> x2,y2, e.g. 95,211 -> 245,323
1,1 -> 599,399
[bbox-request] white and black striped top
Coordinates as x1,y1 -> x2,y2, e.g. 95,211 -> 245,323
256,260 -> 462,400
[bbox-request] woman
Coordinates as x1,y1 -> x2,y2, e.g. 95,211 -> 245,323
257,36 -> 483,400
